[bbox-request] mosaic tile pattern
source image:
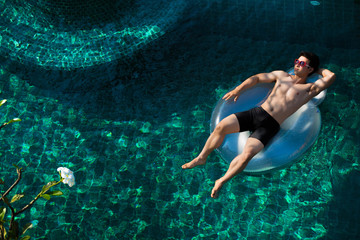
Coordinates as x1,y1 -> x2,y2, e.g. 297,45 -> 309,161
0,0 -> 185,69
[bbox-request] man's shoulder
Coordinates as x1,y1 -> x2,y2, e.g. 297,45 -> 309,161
271,70 -> 288,75
270,70 -> 289,80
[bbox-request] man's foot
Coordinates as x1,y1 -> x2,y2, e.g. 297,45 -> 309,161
181,157 -> 206,169
211,179 -> 224,199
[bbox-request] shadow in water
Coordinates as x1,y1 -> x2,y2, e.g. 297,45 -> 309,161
326,156 -> 360,239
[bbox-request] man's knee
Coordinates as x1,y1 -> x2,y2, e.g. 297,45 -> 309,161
243,138 -> 264,159
214,123 -> 227,134
243,148 -> 259,160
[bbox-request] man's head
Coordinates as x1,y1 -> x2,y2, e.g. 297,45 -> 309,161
294,51 -> 320,76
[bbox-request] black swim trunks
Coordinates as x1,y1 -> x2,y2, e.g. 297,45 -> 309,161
235,107 -> 280,146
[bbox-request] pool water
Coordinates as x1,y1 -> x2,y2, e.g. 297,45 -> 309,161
0,0 -> 360,239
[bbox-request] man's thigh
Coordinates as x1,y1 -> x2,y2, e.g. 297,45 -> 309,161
217,114 -> 241,134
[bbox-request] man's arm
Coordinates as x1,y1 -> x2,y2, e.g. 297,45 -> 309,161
223,71 -> 281,101
309,68 -> 336,97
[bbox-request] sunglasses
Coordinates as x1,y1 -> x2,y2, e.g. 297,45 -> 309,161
294,59 -> 310,68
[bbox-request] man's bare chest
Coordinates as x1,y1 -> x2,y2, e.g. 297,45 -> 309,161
274,81 -> 309,101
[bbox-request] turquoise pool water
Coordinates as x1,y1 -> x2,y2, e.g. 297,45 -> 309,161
1,0 -> 360,239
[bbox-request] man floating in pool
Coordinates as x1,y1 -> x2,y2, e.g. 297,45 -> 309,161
182,51 -> 336,198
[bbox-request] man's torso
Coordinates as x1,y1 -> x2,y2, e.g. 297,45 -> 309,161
261,71 -> 313,124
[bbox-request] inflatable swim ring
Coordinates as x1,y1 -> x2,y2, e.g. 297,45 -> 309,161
210,69 -> 326,174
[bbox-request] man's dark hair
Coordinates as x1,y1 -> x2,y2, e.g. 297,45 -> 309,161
299,51 -> 320,75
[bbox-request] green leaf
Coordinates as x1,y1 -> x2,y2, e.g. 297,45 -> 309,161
7,118 -> 21,124
10,193 -> 25,203
0,99 -> 7,107
0,224 -> 7,239
0,179 -> 4,184
47,190 -> 63,196
20,235 -> 31,240
0,207 -> 6,221
41,181 -> 57,194
21,223 -> 33,236
41,194 -> 50,200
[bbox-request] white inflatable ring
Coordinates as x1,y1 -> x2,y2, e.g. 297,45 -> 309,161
210,69 -> 326,174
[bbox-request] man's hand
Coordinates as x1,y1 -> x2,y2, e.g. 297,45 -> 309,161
223,88 -> 240,101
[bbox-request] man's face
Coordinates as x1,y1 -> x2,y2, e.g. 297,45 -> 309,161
294,56 -> 313,76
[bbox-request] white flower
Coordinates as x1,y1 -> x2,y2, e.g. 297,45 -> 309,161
57,167 -> 75,187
